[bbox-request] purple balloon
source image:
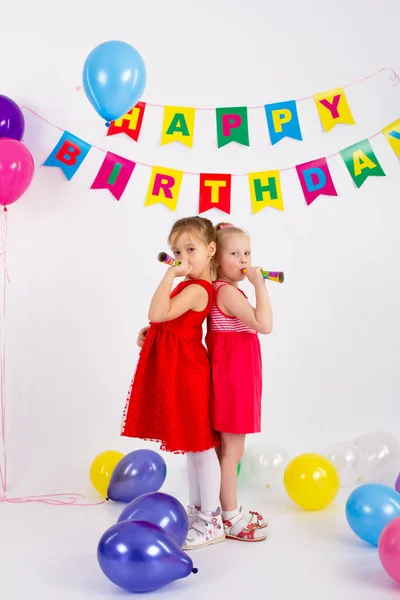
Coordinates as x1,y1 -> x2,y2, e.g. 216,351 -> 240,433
396,473 -> 400,494
98,520 -> 195,593
0,95 -> 25,141
118,492 -> 189,547
107,449 -> 167,503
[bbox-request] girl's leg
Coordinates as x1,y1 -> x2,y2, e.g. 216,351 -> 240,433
220,433 -> 267,542
186,452 -> 201,508
220,432 -> 246,511
195,447 -> 221,513
183,448 -> 225,550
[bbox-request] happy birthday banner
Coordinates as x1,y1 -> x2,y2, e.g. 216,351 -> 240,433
100,68 -> 397,148
39,114 -> 400,213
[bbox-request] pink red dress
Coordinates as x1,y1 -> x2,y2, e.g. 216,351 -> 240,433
121,279 -> 220,454
205,280 -> 262,434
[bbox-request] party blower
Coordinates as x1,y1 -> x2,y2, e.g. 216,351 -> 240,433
157,252 -> 181,267
242,269 -> 284,284
158,252 -> 284,283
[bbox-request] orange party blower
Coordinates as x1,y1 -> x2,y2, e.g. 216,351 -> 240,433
242,268 -> 284,283
157,252 -> 181,267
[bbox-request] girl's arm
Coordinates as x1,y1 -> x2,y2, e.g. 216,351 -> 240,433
218,267 -> 273,334
148,262 -> 209,323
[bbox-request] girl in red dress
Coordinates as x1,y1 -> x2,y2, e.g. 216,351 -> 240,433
206,223 -> 273,542
121,217 -> 224,550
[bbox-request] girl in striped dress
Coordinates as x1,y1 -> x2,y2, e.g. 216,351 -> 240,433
206,222 -> 273,542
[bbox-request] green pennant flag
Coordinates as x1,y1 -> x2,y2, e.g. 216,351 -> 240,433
216,107 -> 249,148
340,139 -> 385,188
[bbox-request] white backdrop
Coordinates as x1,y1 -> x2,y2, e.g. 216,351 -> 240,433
1,0 -> 400,495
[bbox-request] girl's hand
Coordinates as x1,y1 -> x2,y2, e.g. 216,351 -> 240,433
170,260 -> 192,278
245,266 -> 265,286
137,326 -> 150,348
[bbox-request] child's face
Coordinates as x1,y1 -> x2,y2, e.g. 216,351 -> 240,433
217,233 -> 251,282
170,231 -> 215,279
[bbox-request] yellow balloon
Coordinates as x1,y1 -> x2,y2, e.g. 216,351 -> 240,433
90,450 -> 124,497
284,453 -> 340,510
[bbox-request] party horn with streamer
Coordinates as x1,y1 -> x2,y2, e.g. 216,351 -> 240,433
158,252 -> 181,267
242,269 -> 284,283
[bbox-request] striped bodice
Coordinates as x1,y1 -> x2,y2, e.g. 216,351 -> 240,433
207,280 -> 256,333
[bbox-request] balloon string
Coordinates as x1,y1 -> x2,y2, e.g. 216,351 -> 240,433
0,210 -> 105,507
0,493 -> 107,506
75,66 -> 400,109
0,207 -> 9,493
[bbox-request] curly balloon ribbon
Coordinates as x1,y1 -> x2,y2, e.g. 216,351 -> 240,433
0,493 -> 107,506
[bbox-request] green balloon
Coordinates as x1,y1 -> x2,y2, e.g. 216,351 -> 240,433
237,462 -> 241,477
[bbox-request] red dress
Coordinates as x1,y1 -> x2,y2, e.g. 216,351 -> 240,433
206,280 -> 262,434
121,279 -> 219,454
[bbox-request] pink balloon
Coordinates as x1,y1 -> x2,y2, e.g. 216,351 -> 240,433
0,139 -> 34,206
378,516 -> 400,583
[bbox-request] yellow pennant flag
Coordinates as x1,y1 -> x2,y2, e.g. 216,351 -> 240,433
248,170 -> 284,214
161,107 -> 196,148
145,166 -> 184,211
314,87 -> 355,132
382,119 -> 400,158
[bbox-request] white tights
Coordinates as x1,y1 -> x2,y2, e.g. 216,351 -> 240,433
186,448 -> 221,514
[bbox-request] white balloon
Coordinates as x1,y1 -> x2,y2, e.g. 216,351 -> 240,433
322,441 -> 363,487
355,431 -> 400,483
241,439 -> 288,487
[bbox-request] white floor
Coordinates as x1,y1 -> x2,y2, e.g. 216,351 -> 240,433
1,470 -> 399,600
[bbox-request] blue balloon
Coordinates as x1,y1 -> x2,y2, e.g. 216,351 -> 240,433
98,520 -> 195,593
82,40 -> 146,123
346,483 -> 400,546
118,492 -> 189,547
107,449 -> 167,503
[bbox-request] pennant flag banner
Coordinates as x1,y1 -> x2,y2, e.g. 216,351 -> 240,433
216,107 -> 249,148
264,101 -> 302,145
145,166 -> 184,211
199,174 -> 232,214
40,112 -> 400,212
107,102 -> 146,142
340,139 -> 385,188
296,158 -> 338,205
43,131 -> 91,180
81,68 -> 398,148
382,118 -> 400,159
161,106 -> 196,147
248,170 -> 284,213
90,152 -> 136,200
314,87 -> 355,133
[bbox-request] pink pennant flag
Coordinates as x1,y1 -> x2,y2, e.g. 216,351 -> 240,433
91,152 -> 136,200
296,157 -> 337,206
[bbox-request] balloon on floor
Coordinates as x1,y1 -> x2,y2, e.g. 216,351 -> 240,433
284,453 -> 340,510
117,491 -> 189,547
346,483 -> 400,546
378,516 -> 400,583
90,450 -> 124,497
98,520 -> 195,593
107,449 -> 167,502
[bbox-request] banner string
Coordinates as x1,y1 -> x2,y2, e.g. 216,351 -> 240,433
75,66 -> 400,110
21,105 -> 390,177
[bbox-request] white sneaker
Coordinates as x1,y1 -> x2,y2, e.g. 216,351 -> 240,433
183,508 -> 225,550
187,504 -> 200,528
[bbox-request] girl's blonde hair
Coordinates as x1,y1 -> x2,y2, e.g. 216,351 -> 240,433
168,216 -> 216,246
215,222 -> 247,246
